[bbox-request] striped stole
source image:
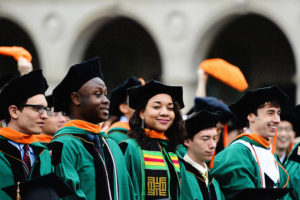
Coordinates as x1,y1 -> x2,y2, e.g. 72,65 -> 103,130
141,140 -> 180,199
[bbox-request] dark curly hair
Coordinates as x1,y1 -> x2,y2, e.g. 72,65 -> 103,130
128,98 -> 186,152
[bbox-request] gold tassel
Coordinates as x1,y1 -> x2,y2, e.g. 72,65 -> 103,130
16,181 -> 21,200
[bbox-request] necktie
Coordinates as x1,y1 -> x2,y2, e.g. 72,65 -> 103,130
94,135 -> 104,157
23,144 -> 31,178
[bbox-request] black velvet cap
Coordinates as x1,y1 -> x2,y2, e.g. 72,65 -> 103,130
280,109 -> 297,130
185,110 -> 220,138
229,86 -> 289,127
0,70 -> 48,120
0,73 -> 15,89
2,173 -> 73,200
109,77 -> 142,116
53,57 -> 104,113
293,105 -> 300,137
46,95 -> 54,108
194,97 -> 234,123
231,188 -> 291,200
127,79 -> 184,109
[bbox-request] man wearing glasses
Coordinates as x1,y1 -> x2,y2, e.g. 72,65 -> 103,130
0,70 -> 52,200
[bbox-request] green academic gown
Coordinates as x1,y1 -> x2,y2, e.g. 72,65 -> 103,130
0,135 -> 52,200
280,142 -> 300,200
179,158 -> 225,200
119,138 -> 181,200
49,121 -> 136,200
210,135 -> 290,200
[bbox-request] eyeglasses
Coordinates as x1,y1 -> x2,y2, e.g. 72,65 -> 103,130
277,126 -> 293,132
48,111 -> 67,117
20,104 -> 51,115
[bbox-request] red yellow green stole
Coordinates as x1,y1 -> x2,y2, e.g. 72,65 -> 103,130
140,130 -> 181,199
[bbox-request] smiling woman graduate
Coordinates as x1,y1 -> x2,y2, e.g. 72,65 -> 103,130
48,57 -> 136,200
119,80 -> 186,200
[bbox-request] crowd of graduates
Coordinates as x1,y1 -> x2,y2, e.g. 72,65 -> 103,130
0,47 -> 299,200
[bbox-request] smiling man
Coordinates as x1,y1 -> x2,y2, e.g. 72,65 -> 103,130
276,111 -> 296,164
0,70 -> 52,200
180,110 -> 224,200
48,57 -> 136,200
210,86 -> 291,199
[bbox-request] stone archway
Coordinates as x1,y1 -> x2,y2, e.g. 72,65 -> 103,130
206,14 -> 296,105
0,18 -> 40,75
83,16 -> 162,92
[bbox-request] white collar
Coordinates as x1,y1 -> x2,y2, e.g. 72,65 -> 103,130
183,153 -> 208,185
120,116 -> 129,122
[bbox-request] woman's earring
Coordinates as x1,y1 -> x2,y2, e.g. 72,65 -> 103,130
141,119 -> 145,129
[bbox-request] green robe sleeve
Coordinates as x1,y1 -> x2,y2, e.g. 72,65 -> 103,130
50,135 -> 91,200
0,154 -> 15,200
212,179 -> 225,200
284,143 -> 300,200
120,139 -> 142,200
210,142 -> 260,199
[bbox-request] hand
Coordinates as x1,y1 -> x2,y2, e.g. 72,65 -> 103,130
195,68 -> 208,97
18,57 -> 33,75
197,68 -> 208,83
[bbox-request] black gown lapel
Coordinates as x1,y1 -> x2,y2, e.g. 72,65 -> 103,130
0,138 -> 25,182
181,158 -> 217,200
78,134 -> 112,200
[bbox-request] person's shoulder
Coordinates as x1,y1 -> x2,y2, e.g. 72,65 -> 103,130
49,133 -> 85,152
51,133 -> 80,143
107,127 -> 128,135
120,138 -> 137,145
214,140 -> 253,163
220,140 -> 251,154
119,138 -> 138,154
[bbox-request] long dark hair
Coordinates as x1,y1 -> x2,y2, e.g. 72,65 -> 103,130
128,98 -> 186,152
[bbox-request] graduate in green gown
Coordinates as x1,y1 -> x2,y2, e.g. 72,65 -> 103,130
0,70 -> 52,200
119,80 -> 186,200
211,86 -> 291,199
107,77 -> 143,144
177,96 -> 234,159
274,108 -> 300,199
48,57 -> 136,200
282,142 -> 300,200
179,110 -> 225,200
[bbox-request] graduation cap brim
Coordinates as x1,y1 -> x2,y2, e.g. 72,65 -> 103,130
229,85 -> 289,127
0,70 -> 48,120
185,110 -> 220,138
128,79 -> 184,110
53,57 -> 104,113
2,173 -> 73,199
231,188 -> 291,200
109,76 -> 142,116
